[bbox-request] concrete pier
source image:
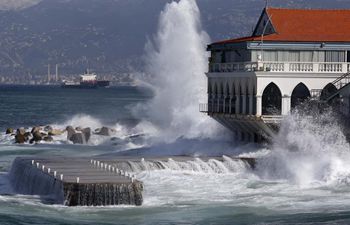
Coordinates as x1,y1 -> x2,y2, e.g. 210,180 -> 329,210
9,156 -> 255,207
10,157 -> 143,206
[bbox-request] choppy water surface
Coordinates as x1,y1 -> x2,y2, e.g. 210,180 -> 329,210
1,85 -> 350,225
2,0 -> 350,223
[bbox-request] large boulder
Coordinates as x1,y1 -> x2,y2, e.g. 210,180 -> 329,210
44,126 -> 53,132
75,127 -> 83,132
6,128 -> 14,134
43,135 -> 54,142
66,126 -> 76,140
30,131 -> 43,144
24,132 -> 32,139
82,128 -> 91,143
48,129 -> 64,136
95,127 -> 116,136
31,126 -> 42,134
66,126 -> 91,144
15,128 -> 27,144
69,133 -> 84,144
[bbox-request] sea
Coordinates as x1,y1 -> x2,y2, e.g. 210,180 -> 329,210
0,85 -> 350,225
2,0 -> 350,224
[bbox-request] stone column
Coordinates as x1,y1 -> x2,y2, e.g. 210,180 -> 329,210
229,97 -> 233,114
235,95 -> 240,114
249,95 -> 254,115
223,96 -> 226,113
217,96 -> 220,113
282,96 -> 291,115
256,96 -> 262,116
241,95 -> 247,115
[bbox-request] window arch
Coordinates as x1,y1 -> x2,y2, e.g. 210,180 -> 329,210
320,83 -> 337,101
262,83 -> 282,115
291,83 -> 311,109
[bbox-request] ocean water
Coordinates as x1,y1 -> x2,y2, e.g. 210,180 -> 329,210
2,0 -> 350,224
1,85 -> 350,225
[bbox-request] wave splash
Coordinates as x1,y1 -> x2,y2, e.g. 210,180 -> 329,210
255,108 -> 350,187
133,0 -> 222,143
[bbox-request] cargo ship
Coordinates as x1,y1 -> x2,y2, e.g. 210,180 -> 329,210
61,71 -> 110,89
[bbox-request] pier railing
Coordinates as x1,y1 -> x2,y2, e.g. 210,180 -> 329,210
199,103 -> 208,113
209,62 -> 350,73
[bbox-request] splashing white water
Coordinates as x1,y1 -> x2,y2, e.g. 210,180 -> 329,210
134,0 -> 222,142
256,110 -> 350,187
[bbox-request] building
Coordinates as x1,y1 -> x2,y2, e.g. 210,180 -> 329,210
203,7 -> 350,142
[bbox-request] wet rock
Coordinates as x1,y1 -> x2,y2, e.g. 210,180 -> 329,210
44,126 -> 53,132
69,133 -> 84,144
15,128 -> 27,144
82,128 -> 91,143
48,129 -> 64,136
66,126 -> 90,144
95,127 -> 115,136
75,127 -> 83,132
43,136 -> 54,142
66,126 -> 76,140
30,131 -> 43,144
31,126 -> 42,134
24,132 -> 32,139
6,128 -> 14,134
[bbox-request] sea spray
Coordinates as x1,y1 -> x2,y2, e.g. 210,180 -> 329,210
255,108 -> 350,187
134,0 -> 223,142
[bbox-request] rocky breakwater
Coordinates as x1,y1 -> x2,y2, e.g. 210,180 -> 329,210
9,158 -> 143,206
4,125 -> 119,145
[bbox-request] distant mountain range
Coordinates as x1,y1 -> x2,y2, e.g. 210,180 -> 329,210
0,0 -> 349,77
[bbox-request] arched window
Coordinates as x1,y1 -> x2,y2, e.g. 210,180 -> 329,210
291,83 -> 311,109
262,83 -> 282,115
320,83 -> 337,101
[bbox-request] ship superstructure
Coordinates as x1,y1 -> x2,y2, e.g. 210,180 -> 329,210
62,71 -> 110,88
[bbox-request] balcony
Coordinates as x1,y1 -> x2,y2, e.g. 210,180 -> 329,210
209,62 -> 350,73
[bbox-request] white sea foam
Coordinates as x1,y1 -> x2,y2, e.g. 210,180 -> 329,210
255,110 -> 350,187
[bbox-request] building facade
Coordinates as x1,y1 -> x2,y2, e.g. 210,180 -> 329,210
203,8 -> 350,142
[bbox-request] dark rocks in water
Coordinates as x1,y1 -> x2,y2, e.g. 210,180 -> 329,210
30,131 -> 43,144
43,136 -> 54,142
66,126 -> 76,140
6,128 -> 14,134
31,126 -> 42,134
66,126 -> 91,144
15,128 -> 27,144
48,129 -> 64,136
75,127 -> 83,132
82,128 -> 91,143
44,126 -> 53,132
95,127 -> 116,136
69,133 -> 85,144
24,132 -> 32,139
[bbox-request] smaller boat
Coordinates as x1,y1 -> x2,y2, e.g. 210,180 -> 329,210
61,71 -> 110,89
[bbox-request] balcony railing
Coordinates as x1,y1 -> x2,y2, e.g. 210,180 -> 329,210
209,62 -> 350,73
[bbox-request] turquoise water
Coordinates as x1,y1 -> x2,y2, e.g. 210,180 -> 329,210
1,85 -> 350,225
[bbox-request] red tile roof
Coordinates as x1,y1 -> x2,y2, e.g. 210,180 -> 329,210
213,8 -> 350,45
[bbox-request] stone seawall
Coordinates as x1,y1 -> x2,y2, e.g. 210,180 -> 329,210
10,158 -> 143,206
